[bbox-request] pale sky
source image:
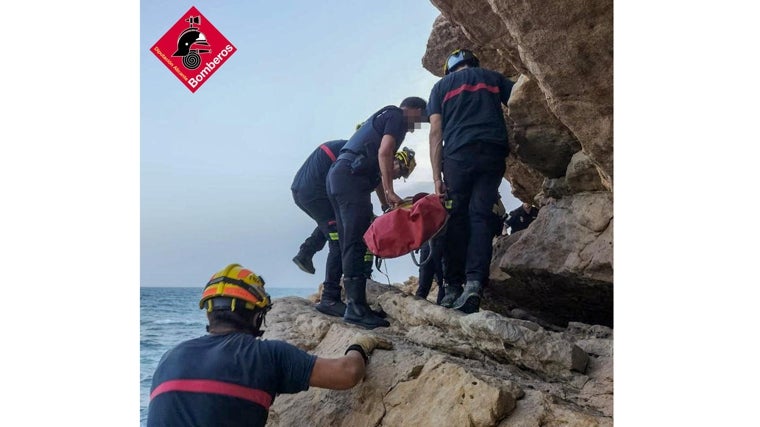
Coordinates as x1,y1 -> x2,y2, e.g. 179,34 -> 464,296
140,0 -> 519,288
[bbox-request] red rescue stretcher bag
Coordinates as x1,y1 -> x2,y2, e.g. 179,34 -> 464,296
363,193 -> 448,259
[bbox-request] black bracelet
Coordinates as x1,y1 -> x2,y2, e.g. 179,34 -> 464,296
345,344 -> 369,364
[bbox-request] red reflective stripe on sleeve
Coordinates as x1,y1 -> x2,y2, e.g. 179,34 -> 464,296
319,144 -> 337,162
150,379 -> 273,410
442,82 -> 500,103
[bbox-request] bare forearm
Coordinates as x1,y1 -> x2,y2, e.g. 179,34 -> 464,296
378,153 -> 395,195
429,130 -> 443,181
428,114 -> 443,181
309,353 -> 366,390
376,185 -> 388,210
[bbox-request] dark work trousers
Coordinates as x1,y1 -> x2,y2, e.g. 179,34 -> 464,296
416,235 -> 445,304
298,227 -> 326,256
443,142 -> 507,285
326,159 -> 375,280
292,189 -> 342,297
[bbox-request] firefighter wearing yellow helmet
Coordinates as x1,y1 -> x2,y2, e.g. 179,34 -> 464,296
198,263 -> 272,336
394,146 -> 416,180
148,263 -> 394,426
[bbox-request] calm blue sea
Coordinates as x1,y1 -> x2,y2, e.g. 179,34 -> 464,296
140,286 -> 315,426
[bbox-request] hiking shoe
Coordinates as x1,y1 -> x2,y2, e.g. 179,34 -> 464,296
453,281 -> 482,314
440,284 -> 463,308
292,253 -> 315,274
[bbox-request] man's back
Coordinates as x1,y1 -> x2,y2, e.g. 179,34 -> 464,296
291,139 -> 347,194
148,333 -> 316,427
428,67 -> 514,155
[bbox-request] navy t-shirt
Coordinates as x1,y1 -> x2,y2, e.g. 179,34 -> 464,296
506,206 -> 539,233
427,67 -> 514,156
341,106 -> 407,179
291,139 -> 347,194
147,333 -> 317,427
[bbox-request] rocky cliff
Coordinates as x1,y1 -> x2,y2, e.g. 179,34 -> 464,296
268,1 -> 613,425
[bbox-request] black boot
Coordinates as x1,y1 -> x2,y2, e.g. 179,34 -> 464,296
440,283 -> 463,308
292,249 -> 315,274
452,280 -> 482,314
343,276 -> 389,329
315,282 -> 345,317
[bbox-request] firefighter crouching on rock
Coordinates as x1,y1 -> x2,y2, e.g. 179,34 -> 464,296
147,263 -> 392,427
327,97 -> 427,329
291,140 -> 417,318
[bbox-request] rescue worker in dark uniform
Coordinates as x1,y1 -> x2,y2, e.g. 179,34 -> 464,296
291,140 -> 416,317
327,97 -> 427,329
291,139 -> 346,317
147,263 -> 392,427
505,202 -> 539,234
416,195 -> 505,305
292,140 -> 347,276
428,49 -> 515,314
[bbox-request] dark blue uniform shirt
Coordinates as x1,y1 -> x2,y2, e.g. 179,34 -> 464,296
506,206 -> 539,233
341,106 -> 407,183
291,139 -> 347,194
147,333 -> 317,427
427,67 -> 514,157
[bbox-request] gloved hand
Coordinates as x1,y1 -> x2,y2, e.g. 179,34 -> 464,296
346,333 -> 393,363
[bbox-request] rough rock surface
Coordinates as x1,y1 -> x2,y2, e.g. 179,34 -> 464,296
267,281 -> 612,427
425,0 -> 613,188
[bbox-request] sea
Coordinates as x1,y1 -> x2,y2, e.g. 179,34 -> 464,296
140,286 -> 315,426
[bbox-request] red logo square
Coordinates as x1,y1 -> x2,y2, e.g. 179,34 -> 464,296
150,6 -> 236,93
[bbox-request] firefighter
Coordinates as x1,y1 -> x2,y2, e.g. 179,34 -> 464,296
428,49 -> 515,314
326,97 -> 426,329
292,140 -> 417,318
505,202 -> 539,234
147,263 -> 392,427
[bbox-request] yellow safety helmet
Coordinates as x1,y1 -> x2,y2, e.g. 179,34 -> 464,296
395,147 -> 416,179
199,263 -> 272,313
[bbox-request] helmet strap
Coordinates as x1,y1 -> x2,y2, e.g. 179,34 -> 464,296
251,310 -> 266,337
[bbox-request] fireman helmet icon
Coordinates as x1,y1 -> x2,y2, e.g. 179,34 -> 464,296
172,16 -> 211,70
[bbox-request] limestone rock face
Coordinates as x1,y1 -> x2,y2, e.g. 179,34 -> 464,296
508,74 -> 581,179
425,0 -> 612,187
491,193 -> 613,326
423,12 -> 520,78
267,282 -> 613,426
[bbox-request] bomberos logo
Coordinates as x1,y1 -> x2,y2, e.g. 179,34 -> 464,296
151,6 -> 237,93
